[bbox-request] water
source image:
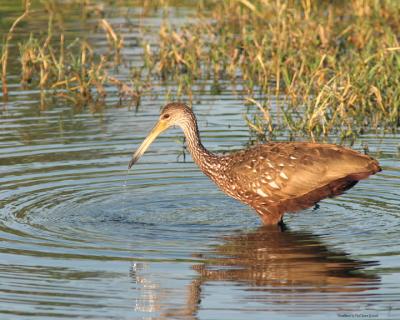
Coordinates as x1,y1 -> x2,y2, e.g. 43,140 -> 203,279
1,2 -> 400,319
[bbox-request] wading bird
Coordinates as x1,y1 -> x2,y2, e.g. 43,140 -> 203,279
129,102 -> 381,225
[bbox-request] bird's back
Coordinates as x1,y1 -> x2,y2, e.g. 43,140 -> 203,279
221,142 -> 381,224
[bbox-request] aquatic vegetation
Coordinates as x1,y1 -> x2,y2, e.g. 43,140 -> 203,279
140,0 -> 400,140
1,0 -> 146,109
1,0 -> 400,140
1,0 -> 31,101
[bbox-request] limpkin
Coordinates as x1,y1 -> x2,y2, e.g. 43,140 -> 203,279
129,102 -> 381,225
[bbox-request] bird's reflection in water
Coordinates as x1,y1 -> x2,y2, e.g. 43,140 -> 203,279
134,226 -> 380,319
194,225 -> 379,291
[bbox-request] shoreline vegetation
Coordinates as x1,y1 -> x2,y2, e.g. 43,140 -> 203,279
1,0 -> 399,141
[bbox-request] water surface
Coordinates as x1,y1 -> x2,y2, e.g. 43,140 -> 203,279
1,2 -> 400,319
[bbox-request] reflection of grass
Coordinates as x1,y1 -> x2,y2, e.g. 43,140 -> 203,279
2,0 -> 400,140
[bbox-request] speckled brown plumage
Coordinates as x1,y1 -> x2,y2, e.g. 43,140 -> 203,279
129,102 -> 381,225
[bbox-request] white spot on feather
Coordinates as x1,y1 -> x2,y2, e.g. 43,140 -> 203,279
257,188 -> 268,197
279,171 -> 288,179
268,181 -> 280,189
290,155 -> 297,160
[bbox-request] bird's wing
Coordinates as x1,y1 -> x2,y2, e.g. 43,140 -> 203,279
228,143 -> 327,199
227,142 -> 378,222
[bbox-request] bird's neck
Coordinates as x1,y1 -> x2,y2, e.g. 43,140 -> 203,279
180,115 -> 219,175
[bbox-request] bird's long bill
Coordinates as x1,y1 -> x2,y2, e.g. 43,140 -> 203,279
128,120 -> 168,169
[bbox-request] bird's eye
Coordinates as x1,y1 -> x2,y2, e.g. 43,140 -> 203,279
162,114 -> 170,120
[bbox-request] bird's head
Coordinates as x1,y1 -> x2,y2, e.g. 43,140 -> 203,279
128,102 -> 193,169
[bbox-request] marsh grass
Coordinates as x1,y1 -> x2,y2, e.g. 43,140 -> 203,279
1,0 -> 144,109
17,32 -> 111,108
2,0 -> 400,140
1,0 -> 31,101
141,0 -> 400,141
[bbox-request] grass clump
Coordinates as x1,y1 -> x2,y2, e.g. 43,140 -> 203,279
2,0 -> 399,140
1,1 -> 145,109
1,0 -> 31,101
142,0 -> 400,141
19,34 -> 109,107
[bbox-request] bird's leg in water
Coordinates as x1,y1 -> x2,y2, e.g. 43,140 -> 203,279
277,218 -> 287,231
